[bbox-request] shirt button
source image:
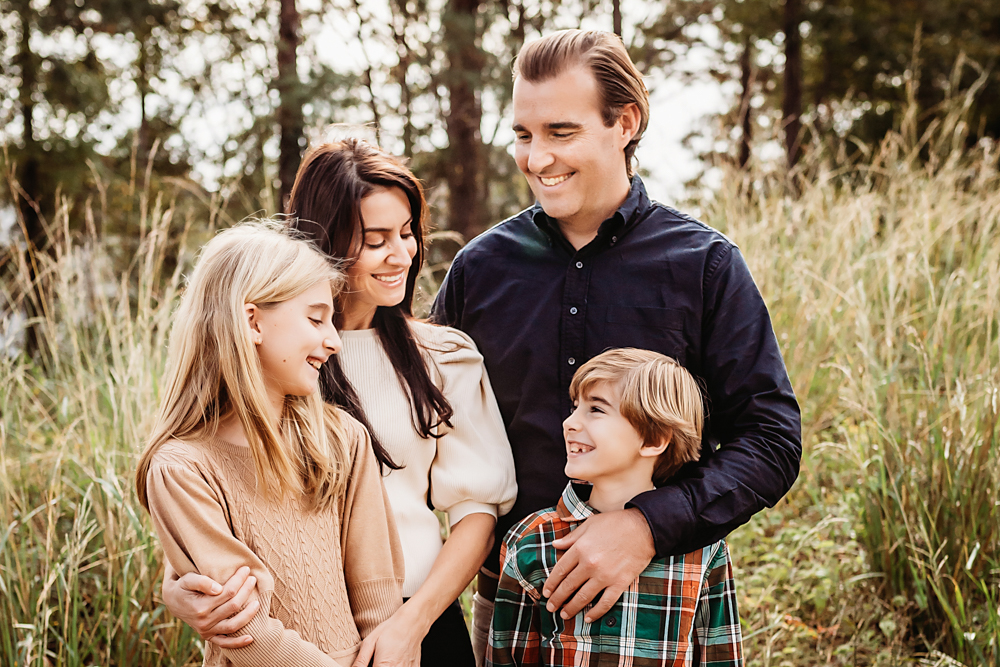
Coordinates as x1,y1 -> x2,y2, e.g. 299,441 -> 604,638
575,261 -> 583,269
611,236 -> 618,243
606,617 -> 617,627
569,307 -> 578,315
568,357 -> 576,366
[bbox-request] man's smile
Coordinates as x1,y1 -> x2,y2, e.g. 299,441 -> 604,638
539,173 -> 573,187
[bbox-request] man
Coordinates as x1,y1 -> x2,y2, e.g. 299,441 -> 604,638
430,29 -> 801,662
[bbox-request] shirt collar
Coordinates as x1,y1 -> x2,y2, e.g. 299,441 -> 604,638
557,481 -> 599,522
531,175 -> 651,244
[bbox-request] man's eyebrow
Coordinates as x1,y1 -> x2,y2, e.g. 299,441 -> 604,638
511,122 -> 583,132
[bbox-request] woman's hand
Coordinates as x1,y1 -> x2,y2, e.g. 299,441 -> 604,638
161,561 -> 260,648
352,513 -> 495,667
351,610 -> 425,667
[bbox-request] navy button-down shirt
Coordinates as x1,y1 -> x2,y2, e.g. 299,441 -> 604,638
431,177 -> 801,569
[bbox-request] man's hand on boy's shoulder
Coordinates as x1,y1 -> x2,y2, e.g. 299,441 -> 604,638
542,508 -> 654,623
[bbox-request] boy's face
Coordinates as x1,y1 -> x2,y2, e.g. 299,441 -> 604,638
563,381 -> 647,484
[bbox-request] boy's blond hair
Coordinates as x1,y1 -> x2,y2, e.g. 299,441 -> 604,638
569,348 -> 704,485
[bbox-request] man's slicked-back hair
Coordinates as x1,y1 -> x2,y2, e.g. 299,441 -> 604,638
513,29 -> 649,176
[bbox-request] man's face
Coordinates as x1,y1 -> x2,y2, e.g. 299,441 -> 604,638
512,64 -> 634,230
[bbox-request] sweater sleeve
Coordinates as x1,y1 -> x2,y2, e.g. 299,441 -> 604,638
338,418 -> 405,637
425,325 -> 518,526
145,461 -> 341,667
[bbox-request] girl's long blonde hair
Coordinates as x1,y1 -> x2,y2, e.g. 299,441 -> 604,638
136,220 -> 351,511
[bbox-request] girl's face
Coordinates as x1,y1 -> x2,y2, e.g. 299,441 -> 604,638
340,186 -> 418,330
250,281 -> 342,400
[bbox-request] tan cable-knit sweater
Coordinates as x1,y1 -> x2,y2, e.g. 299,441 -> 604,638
145,411 -> 404,667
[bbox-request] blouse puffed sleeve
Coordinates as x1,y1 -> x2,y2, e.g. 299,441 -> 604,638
145,452 -> 341,667
423,324 -> 518,526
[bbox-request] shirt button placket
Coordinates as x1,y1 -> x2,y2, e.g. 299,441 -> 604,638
561,255 -> 589,411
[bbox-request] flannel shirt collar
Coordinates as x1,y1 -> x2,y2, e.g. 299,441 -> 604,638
557,481 -> 598,522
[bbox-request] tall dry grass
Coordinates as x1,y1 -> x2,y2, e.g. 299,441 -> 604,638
704,96 -> 1000,663
1,190 -> 208,666
1,95 -> 998,664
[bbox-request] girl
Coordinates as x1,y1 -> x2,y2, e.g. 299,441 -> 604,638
163,140 -> 517,667
137,221 -> 404,667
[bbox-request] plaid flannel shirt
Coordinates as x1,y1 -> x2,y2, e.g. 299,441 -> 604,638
487,482 -> 744,667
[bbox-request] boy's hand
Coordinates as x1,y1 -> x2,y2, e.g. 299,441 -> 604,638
542,508 -> 654,623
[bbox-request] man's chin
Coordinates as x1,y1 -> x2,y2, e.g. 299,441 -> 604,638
534,198 -> 577,223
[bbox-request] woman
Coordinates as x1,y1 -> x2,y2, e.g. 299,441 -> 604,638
163,140 -> 517,667
137,220 -> 405,667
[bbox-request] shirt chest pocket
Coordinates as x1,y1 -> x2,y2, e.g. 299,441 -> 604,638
601,305 -> 689,362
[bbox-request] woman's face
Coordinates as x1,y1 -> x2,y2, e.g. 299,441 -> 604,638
340,186 -> 418,330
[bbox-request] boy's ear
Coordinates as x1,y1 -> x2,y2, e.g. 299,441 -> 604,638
639,427 -> 672,458
245,303 -> 263,345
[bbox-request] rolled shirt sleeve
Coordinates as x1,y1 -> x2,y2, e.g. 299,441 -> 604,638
628,244 -> 802,556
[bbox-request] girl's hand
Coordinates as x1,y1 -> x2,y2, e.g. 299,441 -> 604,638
351,611 -> 424,667
162,562 -> 260,648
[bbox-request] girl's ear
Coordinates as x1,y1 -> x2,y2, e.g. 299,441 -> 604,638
639,427 -> 672,458
245,303 -> 263,345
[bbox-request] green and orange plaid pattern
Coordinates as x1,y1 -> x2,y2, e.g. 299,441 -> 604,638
487,483 -> 744,667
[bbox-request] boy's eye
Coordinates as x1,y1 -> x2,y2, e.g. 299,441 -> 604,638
589,405 -> 605,414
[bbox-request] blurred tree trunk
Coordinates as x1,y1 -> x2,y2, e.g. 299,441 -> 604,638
277,0 -> 304,209
14,3 -> 44,359
612,0 -> 622,37
738,36 -> 753,169
782,0 -> 802,169
443,0 -> 486,239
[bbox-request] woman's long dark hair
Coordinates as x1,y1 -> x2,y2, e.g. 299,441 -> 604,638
287,139 -> 455,471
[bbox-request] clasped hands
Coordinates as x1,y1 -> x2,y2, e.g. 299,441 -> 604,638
160,508 -> 654,661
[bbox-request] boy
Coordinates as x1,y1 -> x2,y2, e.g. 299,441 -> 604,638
487,348 -> 744,666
